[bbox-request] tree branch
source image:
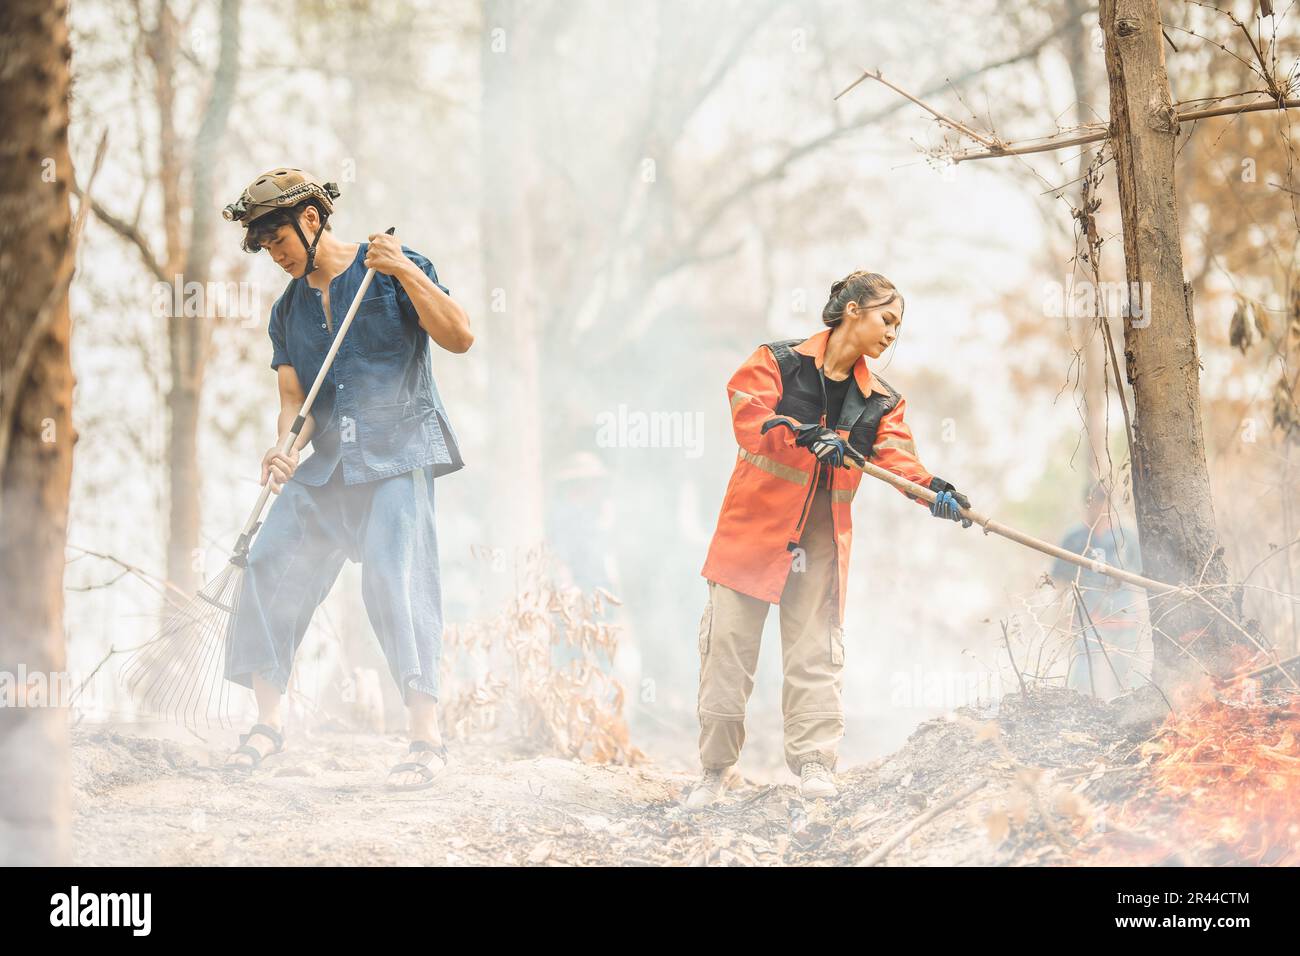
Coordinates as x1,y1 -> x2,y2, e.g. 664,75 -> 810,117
835,68 -> 1003,149
950,97 -> 1300,164
70,181 -> 167,281
664,21 -> 1072,283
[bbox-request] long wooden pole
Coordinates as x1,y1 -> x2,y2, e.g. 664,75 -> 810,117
762,415 -> 1174,592
843,452 -> 1178,594
231,227 -> 394,557
842,446 -> 1299,689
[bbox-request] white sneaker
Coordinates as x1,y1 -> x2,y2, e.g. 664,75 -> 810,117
799,760 -> 837,799
684,766 -> 737,810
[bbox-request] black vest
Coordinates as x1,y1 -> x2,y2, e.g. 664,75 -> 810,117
763,339 -> 901,458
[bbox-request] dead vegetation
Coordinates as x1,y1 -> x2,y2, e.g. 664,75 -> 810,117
439,558 -> 644,766
69,680 -> 1298,866
69,564 -> 1299,866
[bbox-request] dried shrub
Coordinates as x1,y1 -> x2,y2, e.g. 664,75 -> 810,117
439,552 -> 644,765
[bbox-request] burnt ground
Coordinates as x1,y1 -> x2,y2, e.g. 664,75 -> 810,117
72,686 -> 1215,866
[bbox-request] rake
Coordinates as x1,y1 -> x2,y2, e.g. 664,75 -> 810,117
121,227 -> 395,729
759,414 -> 1300,686
760,415 -> 1181,593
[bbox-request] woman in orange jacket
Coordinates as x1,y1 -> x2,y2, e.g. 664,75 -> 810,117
686,271 -> 973,806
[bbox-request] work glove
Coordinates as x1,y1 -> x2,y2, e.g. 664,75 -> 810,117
928,476 -> 972,528
791,423 -> 863,469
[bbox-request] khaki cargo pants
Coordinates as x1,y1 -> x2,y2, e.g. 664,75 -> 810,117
697,487 -> 845,774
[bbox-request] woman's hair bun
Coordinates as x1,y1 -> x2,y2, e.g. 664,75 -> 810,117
822,271 -> 902,327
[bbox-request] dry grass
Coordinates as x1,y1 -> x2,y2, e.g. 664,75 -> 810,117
439,558 -> 644,766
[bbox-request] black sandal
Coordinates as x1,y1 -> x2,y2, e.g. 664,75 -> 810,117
385,740 -> 449,791
225,722 -> 285,772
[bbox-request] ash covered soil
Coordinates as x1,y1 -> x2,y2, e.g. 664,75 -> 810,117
72,688 -> 1179,866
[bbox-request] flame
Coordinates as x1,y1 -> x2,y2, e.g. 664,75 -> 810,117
1083,684 -> 1299,865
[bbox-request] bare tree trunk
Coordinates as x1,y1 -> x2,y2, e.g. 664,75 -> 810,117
0,0 -> 75,865
145,2 -> 202,596
154,0 -> 241,595
1062,0 -> 1112,481
481,0 -> 544,563
1099,0 -> 1240,684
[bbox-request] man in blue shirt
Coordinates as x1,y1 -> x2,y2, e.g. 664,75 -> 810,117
1050,480 -> 1147,698
219,168 -> 472,790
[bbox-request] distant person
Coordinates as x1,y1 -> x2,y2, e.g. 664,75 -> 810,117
547,451 -> 619,673
1050,480 -> 1145,698
685,271 -> 974,807
548,452 -> 616,594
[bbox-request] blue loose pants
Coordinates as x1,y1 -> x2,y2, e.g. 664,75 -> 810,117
225,463 -> 443,704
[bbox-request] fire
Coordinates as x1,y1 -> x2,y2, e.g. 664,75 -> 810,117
1084,685 -> 1299,865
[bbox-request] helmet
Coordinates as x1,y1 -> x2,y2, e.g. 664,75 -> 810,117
224,167 -> 341,275
222,167 -> 340,225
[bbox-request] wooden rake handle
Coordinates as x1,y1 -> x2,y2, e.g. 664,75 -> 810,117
762,415 -> 1179,596
232,226 -> 397,556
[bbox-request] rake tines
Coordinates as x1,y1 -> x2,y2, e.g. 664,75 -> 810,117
121,561 -> 246,730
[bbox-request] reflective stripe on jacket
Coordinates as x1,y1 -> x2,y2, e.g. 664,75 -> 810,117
700,328 -> 934,622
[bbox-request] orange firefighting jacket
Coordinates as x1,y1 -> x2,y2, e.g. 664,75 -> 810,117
700,328 -> 935,623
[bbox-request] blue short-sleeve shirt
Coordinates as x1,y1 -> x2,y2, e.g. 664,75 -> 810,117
266,242 -> 465,486
1051,521 -> 1138,619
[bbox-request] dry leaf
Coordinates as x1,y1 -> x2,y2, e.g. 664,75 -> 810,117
1014,766 -> 1043,788
973,721 -> 1001,743
1006,791 -> 1031,826
1051,790 -> 1092,821
984,810 -> 1010,843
